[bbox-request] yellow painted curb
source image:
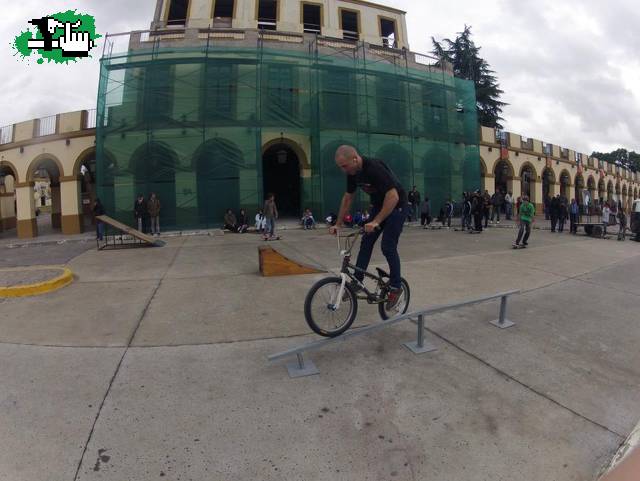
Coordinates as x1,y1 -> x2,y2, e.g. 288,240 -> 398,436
0,267 -> 74,298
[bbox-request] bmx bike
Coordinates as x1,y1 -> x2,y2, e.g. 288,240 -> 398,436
304,228 -> 411,337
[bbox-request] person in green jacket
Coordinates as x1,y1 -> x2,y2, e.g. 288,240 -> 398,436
514,195 -> 535,248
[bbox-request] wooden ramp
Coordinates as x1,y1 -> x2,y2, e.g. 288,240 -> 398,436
258,246 -> 324,276
96,215 -> 165,249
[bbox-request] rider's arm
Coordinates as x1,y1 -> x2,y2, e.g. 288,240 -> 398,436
372,188 -> 399,225
336,192 -> 354,227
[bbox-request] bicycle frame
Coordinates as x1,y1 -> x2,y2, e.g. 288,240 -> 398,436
331,229 -> 390,308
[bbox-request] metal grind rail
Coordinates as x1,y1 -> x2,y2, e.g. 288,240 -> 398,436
268,289 -> 520,378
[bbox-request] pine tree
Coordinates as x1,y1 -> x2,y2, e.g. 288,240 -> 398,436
432,26 -> 507,129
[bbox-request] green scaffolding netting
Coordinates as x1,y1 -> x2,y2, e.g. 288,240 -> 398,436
96,39 -> 480,230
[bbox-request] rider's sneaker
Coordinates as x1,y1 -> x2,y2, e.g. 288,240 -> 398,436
386,287 -> 403,309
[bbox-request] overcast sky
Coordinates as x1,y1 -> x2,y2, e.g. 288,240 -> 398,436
1,0 -> 638,154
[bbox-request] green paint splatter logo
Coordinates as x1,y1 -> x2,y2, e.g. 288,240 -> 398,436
12,10 -> 101,64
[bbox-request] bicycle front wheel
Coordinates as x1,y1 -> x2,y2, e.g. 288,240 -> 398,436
378,277 -> 411,320
304,277 -> 358,337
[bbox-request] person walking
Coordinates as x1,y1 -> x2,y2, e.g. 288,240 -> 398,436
569,198 -> 579,234
134,194 -> 146,233
617,209 -> 627,241
558,201 -> 568,233
504,191 -> 513,220
263,193 -> 279,240
550,195 -> 560,232
461,192 -> 471,231
602,202 -> 611,238
472,191 -> 483,232
93,198 -> 105,241
513,195 -> 535,247
490,190 -> 503,224
444,198 -> 454,228
147,192 -> 161,236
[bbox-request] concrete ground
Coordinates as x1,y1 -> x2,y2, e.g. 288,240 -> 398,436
0,223 -> 639,481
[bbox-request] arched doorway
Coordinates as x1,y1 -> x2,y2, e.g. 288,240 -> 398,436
0,163 -> 18,235
559,170 -> 570,200
542,167 -> 555,203
262,142 -> 301,217
194,138 -> 242,228
598,178 -> 605,204
520,165 -> 535,202
27,156 -> 63,236
75,148 -> 97,229
574,174 -> 584,204
494,160 -> 513,196
130,142 -> 177,230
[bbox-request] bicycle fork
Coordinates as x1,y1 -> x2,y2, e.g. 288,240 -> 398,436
330,273 -> 350,310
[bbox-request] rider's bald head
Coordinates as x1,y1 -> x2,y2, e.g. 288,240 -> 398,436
335,145 -> 362,175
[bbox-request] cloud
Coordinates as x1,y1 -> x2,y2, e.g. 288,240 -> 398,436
0,0 -> 638,155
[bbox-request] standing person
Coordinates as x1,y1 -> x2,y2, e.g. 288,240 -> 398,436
407,186 -> 420,223
147,192 -> 161,236
93,198 -> 105,241
602,202 -> 611,238
490,190 -> 503,224
420,196 -> 431,227
263,193 -> 279,240
444,198 -> 454,228
134,194 -> 146,233
617,209 -> 627,241
504,191 -> 513,220
550,195 -> 560,232
472,191 -> 483,232
513,195 -> 535,247
482,190 -> 491,228
569,198 -> 579,234
462,192 -> 472,231
558,201 -> 568,233
330,145 -> 407,306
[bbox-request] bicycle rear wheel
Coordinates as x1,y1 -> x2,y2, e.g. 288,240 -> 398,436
304,277 -> 358,337
378,277 -> 411,320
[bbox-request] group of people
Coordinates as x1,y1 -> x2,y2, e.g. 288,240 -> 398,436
225,193 -> 279,240
133,193 -> 161,236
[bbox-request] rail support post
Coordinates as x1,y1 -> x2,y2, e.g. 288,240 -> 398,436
490,295 -> 515,329
286,352 -> 320,378
403,314 -> 437,354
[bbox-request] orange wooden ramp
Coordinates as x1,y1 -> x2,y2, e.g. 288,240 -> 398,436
258,246 -> 324,276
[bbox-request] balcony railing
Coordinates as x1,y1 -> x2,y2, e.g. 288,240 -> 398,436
0,124 -> 13,145
342,29 -> 359,41
381,35 -> 398,48
560,148 -> 569,159
35,115 -> 57,137
303,23 -> 321,34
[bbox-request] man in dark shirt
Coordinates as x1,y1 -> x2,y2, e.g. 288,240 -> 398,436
329,145 -> 407,305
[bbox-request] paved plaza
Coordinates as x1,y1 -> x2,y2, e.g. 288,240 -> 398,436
0,224 -> 639,480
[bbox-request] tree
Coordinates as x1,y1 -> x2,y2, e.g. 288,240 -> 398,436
432,26 -> 507,129
591,148 -> 640,172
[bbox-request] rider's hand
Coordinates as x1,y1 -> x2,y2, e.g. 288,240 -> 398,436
364,221 -> 379,233
329,225 -> 339,236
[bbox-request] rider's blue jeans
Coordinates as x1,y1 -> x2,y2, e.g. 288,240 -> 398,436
355,206 -> 406,289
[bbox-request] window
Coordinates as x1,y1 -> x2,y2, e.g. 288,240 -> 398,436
258,0 -> 277,30
203,63 -> 235,122
302,3 -> 321,34
265,65 -> 296,120
321,68 -> 355,128
380,18 -> 396,48
213,0 -> 234,26
167,0 -> 189,26
340,9 -> 359,41
141,64 -> 173,123
213,0 -> 234,18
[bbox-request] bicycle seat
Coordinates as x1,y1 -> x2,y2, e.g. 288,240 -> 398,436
376,267 -> 389,278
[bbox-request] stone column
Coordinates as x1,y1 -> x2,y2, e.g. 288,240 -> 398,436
60,176 -> 84,235
534,178 -> 543,213
0,192 -> 17,231
15,182 -> 37,238
50,182 -> 62,229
